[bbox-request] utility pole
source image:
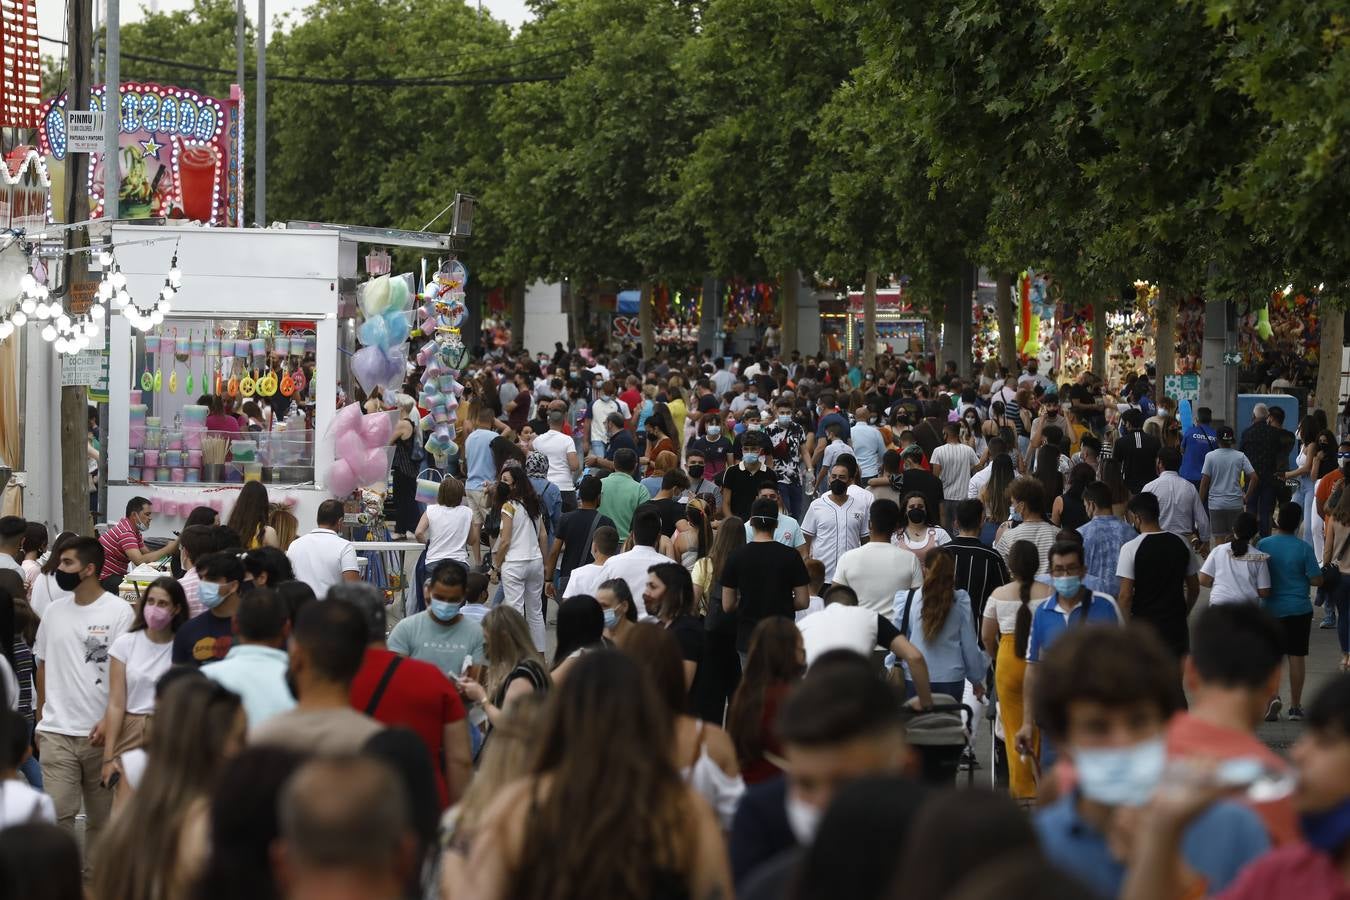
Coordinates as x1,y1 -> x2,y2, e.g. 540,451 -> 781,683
61,0 -> 94,534
236,0 -> 245,95
255,0 -> 266,225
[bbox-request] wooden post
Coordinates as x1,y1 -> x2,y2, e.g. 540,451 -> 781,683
61,0 -> 94,534
862,270 -> 878,369
1315,299 -> 1345,419
996,272 -> 1017,370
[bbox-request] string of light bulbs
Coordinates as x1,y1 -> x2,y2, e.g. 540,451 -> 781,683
98,241 -> 183,332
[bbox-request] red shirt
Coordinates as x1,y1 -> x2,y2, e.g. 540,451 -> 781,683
620,387 -> 642,414
349,647 -> 466,808
99,516 -> 145,579
1216,844 -> 1350,900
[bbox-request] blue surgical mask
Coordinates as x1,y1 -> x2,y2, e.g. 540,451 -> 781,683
1300,798 -> 1350,853
1052,575 -> 1082,597
1073,737 -> 1166,807
777,414 -> 791,426
430,599 -> 461,620
198,581 -> 226,610
602,608 -> 619,629
743,452 -> 760,466
706,426 -> 721,438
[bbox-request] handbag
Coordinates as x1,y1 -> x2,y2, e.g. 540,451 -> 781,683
1323,528 -> 1350,590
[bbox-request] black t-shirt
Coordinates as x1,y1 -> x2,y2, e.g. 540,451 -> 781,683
696,393 -> 719,414
1129,532 -> 1193,658
874,614 -> 902,649
171,611 -> 235,666
638,497 -> 687,537
719,465 -> 776,520
604,428 -> 638,460
555,508 -> 616,577
721,541 -> 810,651
668,615 -> 705,664
1113,431 -> 1161,494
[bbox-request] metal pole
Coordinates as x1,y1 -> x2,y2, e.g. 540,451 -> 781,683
236,0 -> 245,92
103,0 -> 119,220
255,0 -> 266,225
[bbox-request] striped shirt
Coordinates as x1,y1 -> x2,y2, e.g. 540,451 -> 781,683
941,537 -> 1010,626
99,517 -> 144,579
994,520 -> 1061,575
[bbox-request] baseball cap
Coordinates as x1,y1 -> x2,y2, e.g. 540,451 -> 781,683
1217,425 -> 1236,443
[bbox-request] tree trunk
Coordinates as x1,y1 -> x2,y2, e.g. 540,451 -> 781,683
1155,286 -> 1177,379
638,281 -> 655,360
996,272 -> 1017,370
1315,301 -> 1345,419
780,272 -> 798,358
863,270 -> 878,369
508,283 -> 526,353
62,0 -> 94,534
1093,295 -> 1109,379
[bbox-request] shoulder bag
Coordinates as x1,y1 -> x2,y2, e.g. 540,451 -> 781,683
1322,526 -> 1350,591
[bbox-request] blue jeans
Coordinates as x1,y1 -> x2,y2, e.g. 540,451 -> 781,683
1334,580 -> 1350,653
778,480 -> 805,521
20,721 -> 41,789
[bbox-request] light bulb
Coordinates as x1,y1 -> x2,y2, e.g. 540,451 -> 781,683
91,302 -> 105,319
98,249 -> 113,267
110,270 -> 127,290
74,335 -> 89,350
150,310 -> 165,325
97,281 -> 113,301
11,311 -> 26,327
19,273 -> 35,293
0,322 -> 13,340
54,338 -> 69,354
168,266 -> 182,288
33,302 -> 48,319
20,298 -> 35,315
84,320 -> 100,337
157,299 -> 171,313
115,290 -> 130,308
40,324 -> 57,342
56,313 -> 71,330
36,285 -> 49,300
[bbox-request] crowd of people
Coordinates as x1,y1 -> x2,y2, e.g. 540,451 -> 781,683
0,342 -> 1348,900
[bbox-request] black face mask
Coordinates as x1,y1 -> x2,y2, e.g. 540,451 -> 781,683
907,508 -> 927,525
54,569 -> 82,591
497,480 -> 512,500
688,464 -> 704,479
829,479 -> 848,497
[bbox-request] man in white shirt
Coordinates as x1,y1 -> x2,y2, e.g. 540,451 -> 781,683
32,537 -> 135,860
830,500 -> 923,616
742,481 -> 808,557
563,525 -> 619,600
796,584 -> 932,707
589,381 -> 629,458
1143,446 -> 1211,548
533,404 -> 580,511
287,500 -> 361,600
0,516 -> 26,578
930,421 -> 981,533
802,461 -> 870,584
595,509 -> 670,617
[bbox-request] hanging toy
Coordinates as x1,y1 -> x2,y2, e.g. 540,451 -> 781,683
240,370 -> 257,397
153,368 -> 163,392
227,374 -> 239,397
279,371 -> 296,397
1256,305 -> 1273,341
258,371 -> 277,397
291,368 -> 307,395
168,366 -> 178,394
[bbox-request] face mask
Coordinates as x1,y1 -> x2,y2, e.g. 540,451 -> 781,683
602,608 -> 619,629
497,480 -> 512,500
706,426 -> 721,439
688,464 -> 704,479
1052,575 -> 1082,596
907,508 -> 927,524
829,479 -> 848,497
786,795 -> 822,845
54,568 -> 82,591
132,517 -> 146,532
743,452 -> 760,466
778,414 -> 791,426
143,604 -> 174,631
1300,798 -> 1350,853
1073,736 -> 1167,807
430,599 -> 461,620
747,392 -> 757,400
198,580 -> 227,610
602,393 -> 613,401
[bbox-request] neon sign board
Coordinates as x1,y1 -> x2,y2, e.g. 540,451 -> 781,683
37,82 -> 243,227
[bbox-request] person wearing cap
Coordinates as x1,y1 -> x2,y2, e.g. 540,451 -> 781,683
1201,424 -> 1257,545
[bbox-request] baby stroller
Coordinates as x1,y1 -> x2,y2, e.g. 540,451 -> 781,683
904,694 -> 975,786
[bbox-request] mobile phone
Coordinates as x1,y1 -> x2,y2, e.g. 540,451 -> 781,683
104,771 -> 120,789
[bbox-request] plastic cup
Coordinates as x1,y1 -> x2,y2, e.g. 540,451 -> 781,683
144,335 -> 160,354
156,467 -> 171,482
179,144 -> 220,223
143,449 -> 159,467
171,469 -> 186,483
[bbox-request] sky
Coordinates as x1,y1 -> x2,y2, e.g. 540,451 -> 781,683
34,0 -> 532,47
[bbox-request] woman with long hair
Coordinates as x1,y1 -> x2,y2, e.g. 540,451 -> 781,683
1199,511 -> 1271,606
492,463 -> 548,651
597,578 -> 639,646
459,606 -> 549,727
896,492 -> 951,566
645,562 -> 703,696
624,624 -> 744,830
1098,452 -> 1131,516
19,522 -> 47,592
389,394 -> 424,537
442,650 -> 732,899
1051,462 -> 1095,530
441,693 -> 548,848
725,617 -> 805,784
1031,444 -> 1064,502
644,403 -> 678,477
675,497 -> 713,580
550,594 -> 605,684
101,577 -> 189,786
489,434 -> 527,474
266,507 -> 298,552
29,531 -> 77,616
981,540 -> 1052,801
693,516 -> 746,723
226,481 -> 277,550
93,675 -> 247,900
980,454 -> 1017,545
641,449 -> 680,496
895,552 -> 988,702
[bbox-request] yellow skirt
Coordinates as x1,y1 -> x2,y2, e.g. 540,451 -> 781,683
996,634 -> 1038,801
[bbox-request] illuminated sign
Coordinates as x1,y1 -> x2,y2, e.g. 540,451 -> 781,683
36,82 -> 243,227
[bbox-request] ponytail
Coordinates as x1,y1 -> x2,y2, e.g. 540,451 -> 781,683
1013,576 -> 1033,658
1230,512 -> 1259,557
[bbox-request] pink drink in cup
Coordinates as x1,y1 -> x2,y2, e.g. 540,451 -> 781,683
179,145 -> 220,223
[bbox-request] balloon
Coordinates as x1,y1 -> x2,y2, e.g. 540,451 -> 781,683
352,346 -> 391,392
334,401 -> 363,435
361,410 -> 394,447
328,458 -> 358,497
358,315 -> 389,349
359,275 -> 391,318
335,429 -> 366,466
383,309 -> 410,345
357,446 -> 390,485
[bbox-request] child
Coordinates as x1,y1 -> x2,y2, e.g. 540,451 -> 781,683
459,570 -> 492,624
0,708 -> 54,827
796,558 -> 826,622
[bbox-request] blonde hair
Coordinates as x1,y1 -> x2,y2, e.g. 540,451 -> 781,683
451,693 -> 547,838
268,507 -> 298,550
482,606 -> 545,699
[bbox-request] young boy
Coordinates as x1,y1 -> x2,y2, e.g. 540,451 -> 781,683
797,558 -> 826,622
1,708 -> 55,826
1033,624 -> 1270,897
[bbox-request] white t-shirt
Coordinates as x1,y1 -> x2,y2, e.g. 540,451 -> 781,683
425,505 -> 474,565
1199,542 -> 1271,605
831,542 -> 923,616
532,429 -> 577,493
795,595 -> 825,623
0,778 -> 55,827
109,629 -> 174,715
0,555 -> 24,579
931,443 -> 981,500
895,527 -> 953,554
562,561 -> 606,599
502,501 -> 543,562
596,546 -> 671,617
29,572 -> 72,618
287,529 -> 359,601
32,593 -> 135,735
797,604 -> 890,665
